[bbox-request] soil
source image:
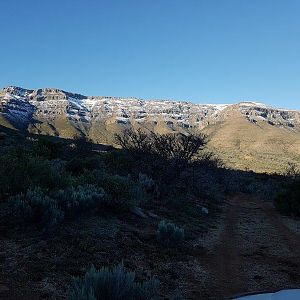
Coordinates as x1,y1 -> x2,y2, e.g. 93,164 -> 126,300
0,194 -> 300,299
200,194 -> 300,299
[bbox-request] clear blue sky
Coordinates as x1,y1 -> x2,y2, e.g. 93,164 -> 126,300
1,0 -> 300,110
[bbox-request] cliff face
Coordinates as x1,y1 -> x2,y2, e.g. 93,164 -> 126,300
1,86 -> 300,173
1,86 -> 299,133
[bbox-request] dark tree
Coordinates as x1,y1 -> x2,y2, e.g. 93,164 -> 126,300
115,127 -> 207,164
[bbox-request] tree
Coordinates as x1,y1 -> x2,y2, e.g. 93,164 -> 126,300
115,128 -> 152,154
115,127 -> 207,164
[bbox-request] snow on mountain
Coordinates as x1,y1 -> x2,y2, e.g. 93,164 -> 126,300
0,86 -> 299,131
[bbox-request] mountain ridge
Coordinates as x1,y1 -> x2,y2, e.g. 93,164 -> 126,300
1,86 -> 300,173
2,85 -> 299,111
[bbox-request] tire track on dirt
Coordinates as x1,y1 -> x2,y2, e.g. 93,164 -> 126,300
262,202 -> 300,253
203,194 -> 249,299
202,194 -> 300,300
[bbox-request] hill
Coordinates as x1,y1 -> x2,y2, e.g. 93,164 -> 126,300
1,86 -> 300,173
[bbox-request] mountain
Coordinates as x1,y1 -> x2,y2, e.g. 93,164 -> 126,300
1,86 -> 300,173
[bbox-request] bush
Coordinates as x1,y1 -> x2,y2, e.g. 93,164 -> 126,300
100,175 -> 144,210
156,220 -> 185,248
66,156 -> 105,175
104,150 -> 135,175
0,148 -> 72,198
275,180 -> 300,217
53,185 -> 106,216
9,185 -> 107,231
115,128 -> 207,165
71,263 -> 159,300
72,135 -> 94,157
284,162 -> 300,178
32,138 -> 62,158
10,187 -> 64,231
138,173 -> 155,193
77,171 -> 145,210
115,128 -> 152,154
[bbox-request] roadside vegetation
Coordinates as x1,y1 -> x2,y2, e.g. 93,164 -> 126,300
0,126 -> 293,299
274,163 -> 300,217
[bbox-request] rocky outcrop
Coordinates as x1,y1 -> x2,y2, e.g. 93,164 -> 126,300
0,86 -> 299,135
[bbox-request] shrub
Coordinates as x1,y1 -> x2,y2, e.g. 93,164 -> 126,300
99,175 -> 144,210
10,187 -> 64,231
274,180 -> 300,217
151,132 -> 207,164
115,128 -> 152,154
32,138 -> 62,158
103,150 -> 135,175
284,162 -> 300,178
71,263 -> 159,300
0,132 -> 7,140
72,135 -> 94,157
0,149 -> 72,198
115,128 -> 207,165
9,185 -> 107,231
138,173 -> 155,193
169,290 -> 184,300
156,220 -> 185,248
66,156 -> 105,175
53,185 -> 106,216
77,171 -> 144,210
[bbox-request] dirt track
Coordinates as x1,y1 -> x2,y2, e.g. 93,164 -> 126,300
0,194 -> 300,300
201,194 -> 300,299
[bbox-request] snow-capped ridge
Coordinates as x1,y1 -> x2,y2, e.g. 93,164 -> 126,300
0,86 -> 299,131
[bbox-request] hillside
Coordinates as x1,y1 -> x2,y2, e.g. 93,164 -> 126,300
1,86 -> 300,173
0,123 -> 299,300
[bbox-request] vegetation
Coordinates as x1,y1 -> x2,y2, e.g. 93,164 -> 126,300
0,148 -> 72,198
10,187 -> 64,232
53,185 -> 106,216
0,128 -> 294,299
71,263 -> 159,300
156,220 -> 185,248
115,128 -> 207,164
275,179 -> 300,217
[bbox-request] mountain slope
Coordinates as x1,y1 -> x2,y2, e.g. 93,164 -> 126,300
204,107 -> 300,172
1,86 -> 300,173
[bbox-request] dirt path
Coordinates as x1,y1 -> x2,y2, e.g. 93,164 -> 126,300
1,194 -> 300,300
202,194 -> 300,299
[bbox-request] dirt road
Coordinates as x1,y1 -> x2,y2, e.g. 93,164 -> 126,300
0,193 -> 300,299
202,194 -> 300,299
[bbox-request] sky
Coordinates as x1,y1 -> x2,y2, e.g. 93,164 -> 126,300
1,0 -> 300,110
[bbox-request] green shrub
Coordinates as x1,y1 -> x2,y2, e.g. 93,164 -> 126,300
103,150 -> 135,175
0,149 -> 72,198
9,184 -> 107,230
72,135 -> 94,157
169,290 -> 184,300
32,138 -> 62,158
138,173 -> 155,193
275,180 -> 300,217
99,175 -> 143,210
71,263 -> 159,300
53,185 -> 106,216
10,187 -> 64,231
66,156 -> 105,175
77,171 -> 144,210
156,220 -> 185,248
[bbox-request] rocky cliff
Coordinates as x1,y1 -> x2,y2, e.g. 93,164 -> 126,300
1,86 -> 300,173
